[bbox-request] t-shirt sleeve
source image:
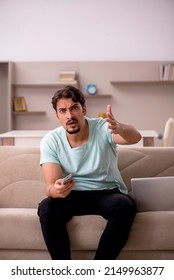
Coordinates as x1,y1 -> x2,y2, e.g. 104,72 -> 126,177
40,134 -> 60,166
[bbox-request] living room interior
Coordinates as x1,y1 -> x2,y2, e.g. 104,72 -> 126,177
0,0 -> 174,261
0,1 -> 174,147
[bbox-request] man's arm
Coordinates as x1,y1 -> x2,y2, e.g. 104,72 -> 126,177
106,104 -> 142,145
42,162 -> 75,198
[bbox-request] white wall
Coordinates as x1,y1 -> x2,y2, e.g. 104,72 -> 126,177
0,0 -> 174,61
0,0 -> 174,145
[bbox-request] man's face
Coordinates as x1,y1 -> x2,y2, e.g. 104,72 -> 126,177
56,98 -> 86,134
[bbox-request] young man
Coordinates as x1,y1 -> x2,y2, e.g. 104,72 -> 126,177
38,85 -> 141,260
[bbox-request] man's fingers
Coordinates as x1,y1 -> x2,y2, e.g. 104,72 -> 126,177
106,104 -> 114,119
107,104 -> 112,116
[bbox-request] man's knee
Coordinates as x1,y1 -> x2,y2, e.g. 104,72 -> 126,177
38,197 -> 73,223
118,194 -> 136,214
107,193 -> 137,220
38,197 -> 53,217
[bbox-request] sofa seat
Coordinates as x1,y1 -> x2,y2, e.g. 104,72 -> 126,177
0,208 -> 45,250
1,208 -> 174,259
124,212 -> 174,250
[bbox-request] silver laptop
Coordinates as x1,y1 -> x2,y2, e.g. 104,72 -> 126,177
131,176 -> 174,212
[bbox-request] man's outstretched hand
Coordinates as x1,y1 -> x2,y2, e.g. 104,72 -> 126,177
106,104 -> 120,135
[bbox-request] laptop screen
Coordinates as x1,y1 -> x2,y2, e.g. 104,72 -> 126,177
131,177 -> 174,212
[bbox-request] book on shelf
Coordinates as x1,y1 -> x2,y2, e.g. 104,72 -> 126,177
160,63 -> 174,81
58,71 -> 77,81
169,64 -> 174,81
13,97 -> 27,112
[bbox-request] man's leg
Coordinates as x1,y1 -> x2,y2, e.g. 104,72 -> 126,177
38,196 -> 74,260
93,190 -> 136,260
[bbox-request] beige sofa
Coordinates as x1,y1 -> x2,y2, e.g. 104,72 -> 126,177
0,146 -> 174,260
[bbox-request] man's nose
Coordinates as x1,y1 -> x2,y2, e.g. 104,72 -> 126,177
66,109 -> 74,118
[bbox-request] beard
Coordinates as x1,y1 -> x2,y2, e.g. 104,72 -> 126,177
66,127 -> 80,134
66,118 -> 81,134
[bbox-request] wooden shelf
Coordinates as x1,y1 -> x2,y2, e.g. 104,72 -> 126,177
1,60 -> 173,132
110,81 -> 174,85
12,111 -> 46,115
13,80 -> 78,88
85,94 -> 112,98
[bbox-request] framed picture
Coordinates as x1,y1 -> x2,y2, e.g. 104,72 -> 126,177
13,97 -> 27,112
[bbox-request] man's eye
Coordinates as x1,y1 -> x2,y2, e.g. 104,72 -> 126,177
72,105 -> 79,111
58,109 -> 66,114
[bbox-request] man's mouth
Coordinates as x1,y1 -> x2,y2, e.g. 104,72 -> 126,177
67,120 -> 77,126
66,119 -> 80,134
67,119 -> 77,126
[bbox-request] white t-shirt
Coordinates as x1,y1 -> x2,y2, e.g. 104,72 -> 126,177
40,117 -> 128,194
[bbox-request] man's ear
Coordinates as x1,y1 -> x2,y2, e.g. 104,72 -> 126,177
82,105 -> 87,115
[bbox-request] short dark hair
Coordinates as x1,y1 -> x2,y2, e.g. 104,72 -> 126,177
51,86 -> 86,111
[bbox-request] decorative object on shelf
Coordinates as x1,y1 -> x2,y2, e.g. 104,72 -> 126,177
98,112 -> 107,118
58,71 -> 76,81
13,97 -> 27,112
86,83 -> 97,95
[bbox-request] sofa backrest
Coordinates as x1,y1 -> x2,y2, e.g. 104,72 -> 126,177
118,147 -> 174,193
0,146 -> 46,208
0,146 -> 174,208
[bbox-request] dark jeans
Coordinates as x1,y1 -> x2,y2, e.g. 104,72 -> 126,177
38,188 -> 136,260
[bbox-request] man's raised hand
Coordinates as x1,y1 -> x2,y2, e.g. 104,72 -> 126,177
106,104 -> 120,135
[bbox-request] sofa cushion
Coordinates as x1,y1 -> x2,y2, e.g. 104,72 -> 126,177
0,147 -> 46,208
0,146 -> 174,207
125,212 -> 174,250
1,209 -> 174,252
118,147 -> 174,193
0,208 -> 46,250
